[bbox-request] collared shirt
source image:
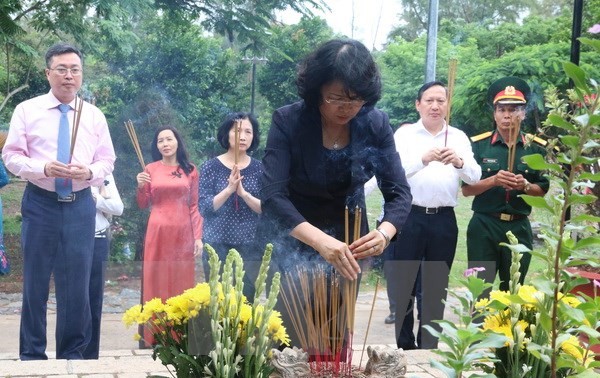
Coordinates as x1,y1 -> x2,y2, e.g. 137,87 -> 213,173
92,174 -> 124,233
394,120 -> 481,208
3,91 -> 116,192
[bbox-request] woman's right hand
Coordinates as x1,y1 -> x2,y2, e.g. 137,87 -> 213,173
316,235 -> 361,280
136,172 -> 150,188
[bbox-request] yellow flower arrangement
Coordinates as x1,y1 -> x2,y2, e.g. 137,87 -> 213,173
474,270 -> 596,376
123,244 -> 289,377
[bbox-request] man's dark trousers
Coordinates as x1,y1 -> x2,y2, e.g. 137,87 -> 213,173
19,185 -> 95,360
390,208 -> 457,349
83,235 -> 109,359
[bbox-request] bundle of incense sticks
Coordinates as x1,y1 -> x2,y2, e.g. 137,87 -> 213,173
445,58 -> 458,147
278,207 -> 362,377
234,119 -> 240,165
124,120 -> 145,169
68,95 -> 84,161
280,267 -> 354,376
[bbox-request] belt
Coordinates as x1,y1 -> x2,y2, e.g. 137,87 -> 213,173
487,212 -> 527,221
411,205 -> 454,215
95,229 -> 108,238
27,183 -> 90,203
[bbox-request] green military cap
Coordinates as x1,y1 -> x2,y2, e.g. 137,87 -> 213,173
487,76 -> 531,106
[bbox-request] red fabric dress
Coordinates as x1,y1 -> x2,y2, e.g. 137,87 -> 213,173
137,161 -> 203,346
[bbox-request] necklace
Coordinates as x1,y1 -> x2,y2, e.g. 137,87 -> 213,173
322,125 -> 345,150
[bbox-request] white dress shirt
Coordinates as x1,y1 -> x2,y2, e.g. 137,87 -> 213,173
394,120 -> 481,208
3,91 -> 115,191
92,174 -> 124,234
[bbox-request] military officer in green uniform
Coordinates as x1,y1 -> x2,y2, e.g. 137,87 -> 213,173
462,76 -> 549,293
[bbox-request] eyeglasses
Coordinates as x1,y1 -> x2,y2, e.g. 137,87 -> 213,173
49,67 -> 83,76
324,97 -> 365,108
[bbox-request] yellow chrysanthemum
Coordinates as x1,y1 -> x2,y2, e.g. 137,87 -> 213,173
122,304 -> 143,326
517,285 -> 539,310
475,298 -> 490,312
139,298 -> 164,324
489,290 -> 511,306
483,312 -> 517,347
560,335 -> 592,366
273,325 -> 290,345
267,310 -> 284,334
239,304 -> 252,325
559,293 -> 582,308
185,283 -> 212,307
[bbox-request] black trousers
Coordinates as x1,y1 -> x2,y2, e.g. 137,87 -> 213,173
388,208 -> 457,349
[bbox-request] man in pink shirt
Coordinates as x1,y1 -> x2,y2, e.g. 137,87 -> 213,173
2,43 -> 115,360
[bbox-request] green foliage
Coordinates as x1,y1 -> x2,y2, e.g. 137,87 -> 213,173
424,272 -> 502,378
377,34 -> 482,128
388,0 -> 529,42
257,16 -> 334,112
431,37 -> 600,377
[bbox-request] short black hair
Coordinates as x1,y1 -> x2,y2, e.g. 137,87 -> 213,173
45,43 -> 83,68
296,38 -> 381,110
216,112 -> 260,152
150,125 -> 194,176
493,103 -> 526,111
416,81 -> 447,101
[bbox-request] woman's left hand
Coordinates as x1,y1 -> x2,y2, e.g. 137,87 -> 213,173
350,230 -> 388,260
194,239 -> 203,257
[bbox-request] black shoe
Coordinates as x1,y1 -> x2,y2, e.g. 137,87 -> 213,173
399,343 -> 418,351
384,312 -> 395,324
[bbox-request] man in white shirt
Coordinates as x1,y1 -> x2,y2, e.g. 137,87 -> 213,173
390,81 -> 481,349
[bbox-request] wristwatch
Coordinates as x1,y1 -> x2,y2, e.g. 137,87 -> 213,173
523,179 -> 531,193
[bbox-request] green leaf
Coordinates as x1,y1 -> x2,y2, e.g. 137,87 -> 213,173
588,114 -> 600,127
546,114 -> 577,132
563,61 -> 590,94
579,172 -> 600,181
574,236 -> 600,250
521,154 -> 562,172
558,135 -> 580,148
568,193 -> 597,206
574,155 -> 600,165
520,195 -> 552,210
570,214 -> 600,223
429,360 -> 458,378
579,37 -> 600,53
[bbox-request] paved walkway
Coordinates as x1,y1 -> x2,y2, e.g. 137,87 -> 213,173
0,281 -> 454,377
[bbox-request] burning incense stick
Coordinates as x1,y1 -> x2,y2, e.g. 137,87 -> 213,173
359,277 -> 380,369
445,59 -> 458,146
353,206 -> 361,243
125,120 -> 146,169
507,118 -> 519,172
69,95 -> 84,161
234,119 -> 240,165
344,206 -> 349,245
